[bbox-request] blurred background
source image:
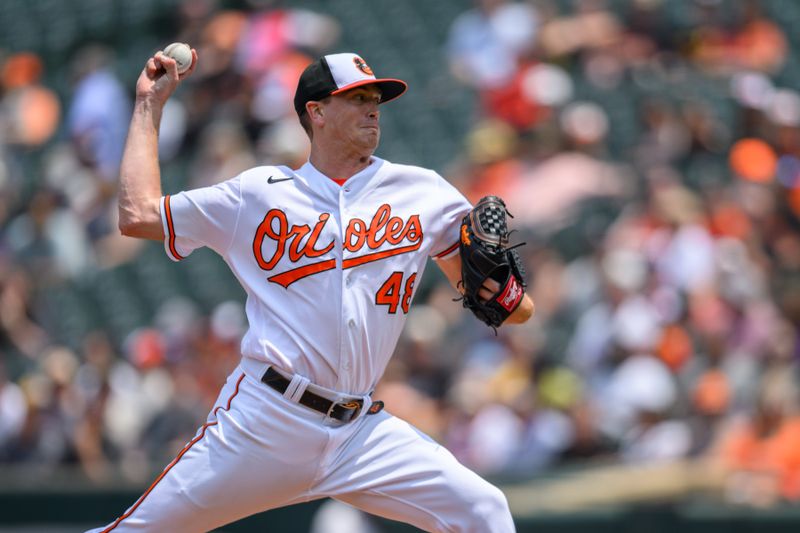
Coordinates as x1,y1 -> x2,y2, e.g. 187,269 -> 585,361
1,0 -> 800,531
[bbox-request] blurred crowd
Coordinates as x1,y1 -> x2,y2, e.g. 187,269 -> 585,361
1,0 -> 800,513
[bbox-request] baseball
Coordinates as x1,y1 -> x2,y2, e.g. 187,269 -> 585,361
162,42 -> 193,74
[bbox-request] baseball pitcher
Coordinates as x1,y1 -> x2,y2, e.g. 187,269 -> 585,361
88,48 -> 534,533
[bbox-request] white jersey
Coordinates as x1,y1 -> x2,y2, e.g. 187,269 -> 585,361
160,156 -> 469,395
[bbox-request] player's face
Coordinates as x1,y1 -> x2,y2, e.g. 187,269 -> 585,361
325,85 -> 382,153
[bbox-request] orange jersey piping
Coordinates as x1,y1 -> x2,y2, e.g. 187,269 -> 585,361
164,195 -> 184,261
433,239 -> 460,259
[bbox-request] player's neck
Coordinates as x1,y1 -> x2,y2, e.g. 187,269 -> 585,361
309,145 -> 372,182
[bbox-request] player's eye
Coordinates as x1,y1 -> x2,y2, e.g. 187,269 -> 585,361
353,93 -> 379,104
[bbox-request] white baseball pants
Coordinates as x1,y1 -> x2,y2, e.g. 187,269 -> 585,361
87,361 -> 515,533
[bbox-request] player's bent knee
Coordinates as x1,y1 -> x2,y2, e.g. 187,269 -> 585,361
474,485 -> 513,528
449,482 -> 514,532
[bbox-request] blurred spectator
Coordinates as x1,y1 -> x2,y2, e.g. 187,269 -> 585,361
1,52 -> 60,148
711,369 -> 800,506
5,188 -> 96,280
447,0 -> 544,129
0,363 -> 27,461
67,46 -> 131,184
66,45 -> 132,250
446,0 -> 539,90
450,118 -> 525,202
537,0 -> 623,59
0,267 -> 50,359
691,0 -> 788,75
188,119 -> 256,188
237,5 -> 339,125
504,104 -> 629,229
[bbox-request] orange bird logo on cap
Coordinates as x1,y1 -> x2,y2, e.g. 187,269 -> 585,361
353,56 -> 374,76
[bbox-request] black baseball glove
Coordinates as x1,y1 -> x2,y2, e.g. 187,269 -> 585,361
459,196 -> 527,329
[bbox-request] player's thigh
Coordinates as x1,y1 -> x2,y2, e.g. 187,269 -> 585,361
326,413 -> 515,533
89,372 -> 325,532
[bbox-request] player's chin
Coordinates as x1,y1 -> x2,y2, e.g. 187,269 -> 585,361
359,128 -> 380,148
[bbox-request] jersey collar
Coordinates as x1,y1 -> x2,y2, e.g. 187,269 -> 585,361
297,156 -> 385,195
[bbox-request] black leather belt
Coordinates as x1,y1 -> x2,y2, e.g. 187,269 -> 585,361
261,367 -> 364,423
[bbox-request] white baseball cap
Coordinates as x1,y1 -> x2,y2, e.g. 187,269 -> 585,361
294,52 -> 407,115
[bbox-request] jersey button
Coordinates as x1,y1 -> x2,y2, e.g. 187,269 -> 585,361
348,319 -> 356,328
342,361 -> 351,370
345,276 -> 353,287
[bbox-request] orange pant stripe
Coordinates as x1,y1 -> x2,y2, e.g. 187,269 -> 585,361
100,373 -> 246,532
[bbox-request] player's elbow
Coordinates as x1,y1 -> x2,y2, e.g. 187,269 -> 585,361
119,205 -> 142,235
119,219 -> 163,241
118,201 -> 163,240
119,217 -> 146,238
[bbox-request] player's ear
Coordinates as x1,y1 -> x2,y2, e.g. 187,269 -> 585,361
308,101 -> 323,117
307,101 -> 325,127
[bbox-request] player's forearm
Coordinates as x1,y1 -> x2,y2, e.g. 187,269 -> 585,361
118,98 -> 166,240
505,294 -> 535,324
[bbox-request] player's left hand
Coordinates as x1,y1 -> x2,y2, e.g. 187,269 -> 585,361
458,196 -> 528,328
477,279 -> 500,302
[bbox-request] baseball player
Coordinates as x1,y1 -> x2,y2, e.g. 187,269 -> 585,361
89,49 -> 534,532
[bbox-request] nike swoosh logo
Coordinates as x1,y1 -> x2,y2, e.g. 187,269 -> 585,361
267,175 -> 294,184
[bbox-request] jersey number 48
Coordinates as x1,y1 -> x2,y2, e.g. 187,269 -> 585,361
375,271 -> 417,314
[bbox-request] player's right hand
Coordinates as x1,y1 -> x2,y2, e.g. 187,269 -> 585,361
135,48 -> 198,106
